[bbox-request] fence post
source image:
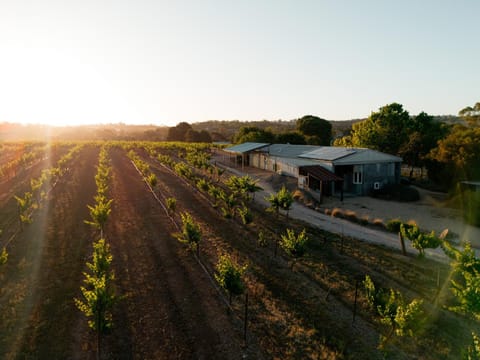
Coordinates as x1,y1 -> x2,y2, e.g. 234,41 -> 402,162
398,232 -> 406,256
352,279 -> 359,323
244,292 -> 249,345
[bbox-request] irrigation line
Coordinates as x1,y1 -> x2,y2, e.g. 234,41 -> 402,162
130,157 -> 235,311
129,160 -> 179,232
0,163 -> 72,250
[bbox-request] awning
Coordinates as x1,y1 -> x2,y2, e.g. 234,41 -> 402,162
299,165 -> 343,182
223,142 -> 270,154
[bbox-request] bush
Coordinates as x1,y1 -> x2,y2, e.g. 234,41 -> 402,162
331,208 -> 344,218
344,210 -> 358,223
386,219 -> 403,233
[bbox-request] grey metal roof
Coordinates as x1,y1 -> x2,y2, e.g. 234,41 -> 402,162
298,146 -> 401,164
299,147 -> 357,161
333,148 -> 402,165
267,144 -> 319,158
224,142 -> 269,154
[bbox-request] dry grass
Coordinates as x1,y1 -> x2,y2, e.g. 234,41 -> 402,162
331,207 -> 344,218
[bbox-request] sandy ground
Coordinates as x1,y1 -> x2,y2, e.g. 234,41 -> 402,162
217,158 -> 480,249
320,187 -> 480,247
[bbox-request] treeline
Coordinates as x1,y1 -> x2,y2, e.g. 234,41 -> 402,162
333,102 -> 480,190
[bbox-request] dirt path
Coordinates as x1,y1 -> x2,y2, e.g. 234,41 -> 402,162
0,145 -> 98,359
104,148 -> 250,359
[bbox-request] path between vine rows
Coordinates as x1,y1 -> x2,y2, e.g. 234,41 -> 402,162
102,148 -> 255,359
0,145 -> 99,358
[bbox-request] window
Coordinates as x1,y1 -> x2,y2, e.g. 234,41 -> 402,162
353,165 -> 363,184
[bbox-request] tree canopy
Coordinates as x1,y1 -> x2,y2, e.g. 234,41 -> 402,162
296,115 -> 332,145
233,126 -> 276,144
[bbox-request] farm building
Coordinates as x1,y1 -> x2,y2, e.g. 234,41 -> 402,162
223,142 -> 402,198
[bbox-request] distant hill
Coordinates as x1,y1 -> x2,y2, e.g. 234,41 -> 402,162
0,123 -> 169,141
0,114 -> 462,142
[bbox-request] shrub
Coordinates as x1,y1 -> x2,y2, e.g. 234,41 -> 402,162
372,218 -> 386,229
386,219 -> 403,233
257,230 -> 268,247
147,173 -> 157,188
344,210 -> 358,223
400,223 -> 441,258
280,228 -> 309,259
331,208 -> 344,218
237,204 -> 253,225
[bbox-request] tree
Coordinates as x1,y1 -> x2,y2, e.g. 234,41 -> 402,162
349,103 -> 411,155
459,101 -> 480,127
296,115 -> 332,145
276,131 -> 307,145
399,112 -> 447,177
233,126 -> 275,144
426,126 -> 480,190
214,254 -> 247,304
167,122 -> 192,142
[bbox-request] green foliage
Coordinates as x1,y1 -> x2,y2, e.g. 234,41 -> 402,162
75,238 -> 116,333
296,115 -> 332,145
214,254 -> 247,299
465,332 -> 480,360
385,219 -> 404,233
86,200 -> 113,231
220,192 -> 237,218
237,204 -> 253,225
0,247 -> 8,265
166,197 -> 176,216
196,178 -> 210,192
177,212 -> 201,248
147,173 -> 157,187
233,126 -> 275,144
443,241 -> 480,320
226,175 -> 262,200
266,186 -> 294,218
400,223 -> 441,257
276,131 -> 307,145
363,275 -> 424,347
280,228 -> 309,259
427,126 -> 480,190
257,230 -> 268,247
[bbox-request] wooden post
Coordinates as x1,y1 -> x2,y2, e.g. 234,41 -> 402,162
353,279 -> 359,323
244,292 -> 249,344
274,236 -> 278,257
319,180 -> 323,204
398,232 -> 406,256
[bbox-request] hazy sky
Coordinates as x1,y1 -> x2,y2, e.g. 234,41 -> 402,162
0,0 -> 478,126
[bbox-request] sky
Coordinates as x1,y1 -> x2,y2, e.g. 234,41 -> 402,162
0,0 -> 478,127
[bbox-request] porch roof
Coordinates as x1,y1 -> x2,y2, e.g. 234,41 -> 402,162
299,165 -> 343,182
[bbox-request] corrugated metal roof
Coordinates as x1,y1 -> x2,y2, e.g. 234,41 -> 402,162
268,144 -> 319,158
299,165 -> 343,182
224,142 -> 269,154
333,148 -> 402,165
299,147 -> 357,161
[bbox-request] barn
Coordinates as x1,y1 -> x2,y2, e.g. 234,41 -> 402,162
223,142 -> 402,198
